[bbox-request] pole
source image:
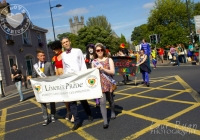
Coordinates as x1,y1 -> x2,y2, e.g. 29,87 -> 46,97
186,0 -> 192,43
49,0 -> 56,41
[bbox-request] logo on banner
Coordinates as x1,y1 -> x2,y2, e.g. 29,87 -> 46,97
33,83 -> 43,93
86,75 -> 98,88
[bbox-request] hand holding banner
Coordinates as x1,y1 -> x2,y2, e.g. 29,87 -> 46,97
30,68 -> 103,103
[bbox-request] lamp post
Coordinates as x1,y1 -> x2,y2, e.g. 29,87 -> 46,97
49,0 -> 62,41
186,0 -> 192,43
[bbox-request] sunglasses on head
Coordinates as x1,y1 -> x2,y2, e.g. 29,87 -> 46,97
96,49 -> 103,52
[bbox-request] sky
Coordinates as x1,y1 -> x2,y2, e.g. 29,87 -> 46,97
5,0 -> 200,42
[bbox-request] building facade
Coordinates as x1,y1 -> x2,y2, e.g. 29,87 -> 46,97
0,2 -> 52,92
69,16 -> 84,35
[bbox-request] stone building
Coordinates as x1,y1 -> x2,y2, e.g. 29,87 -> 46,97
69,16 -> 84,35
0,2 -> 52,92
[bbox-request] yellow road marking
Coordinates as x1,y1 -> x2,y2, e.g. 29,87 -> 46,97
4,112 -> 41,123
0,109 -> 7,140
175,75 -> 200,102
5,101 -> 32,109
7,107 -> 38,116
30,99 -> 97,140
115,76 -> 173,93
0,90 -> 33,102
164,104 -> 200,121
0,122 -> 43,137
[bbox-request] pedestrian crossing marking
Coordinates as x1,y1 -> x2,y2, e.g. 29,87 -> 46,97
1,75 -> 200,139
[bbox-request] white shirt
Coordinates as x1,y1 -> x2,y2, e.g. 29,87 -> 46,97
61,48 -> 87,74
38,61 -> 44,68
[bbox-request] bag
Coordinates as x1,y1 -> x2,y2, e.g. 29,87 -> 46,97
111,84 -> 117,91
173,55 -> 176,60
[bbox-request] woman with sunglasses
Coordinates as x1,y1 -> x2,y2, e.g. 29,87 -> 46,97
50,40 -> 74,123
136,49 -> 151,87
92,43 -> 116,129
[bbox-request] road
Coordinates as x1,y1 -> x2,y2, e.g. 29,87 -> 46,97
0,65 -> 200,140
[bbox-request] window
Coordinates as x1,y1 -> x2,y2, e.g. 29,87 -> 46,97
22,30 -> 31,45
37,33 -> 42,43
8,55 -> 17,68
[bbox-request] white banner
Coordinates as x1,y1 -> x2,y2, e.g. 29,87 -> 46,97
30,68 -> 103,103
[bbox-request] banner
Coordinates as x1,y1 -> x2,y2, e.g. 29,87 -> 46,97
112,56 -> 137,76
30,68 -> 103,103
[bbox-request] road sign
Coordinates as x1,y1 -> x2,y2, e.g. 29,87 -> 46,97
194,15 -> 200,35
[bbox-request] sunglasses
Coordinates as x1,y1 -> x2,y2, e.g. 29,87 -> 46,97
96,49 -> 103,52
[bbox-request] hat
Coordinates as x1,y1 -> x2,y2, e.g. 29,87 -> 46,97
120,43 -> 125,48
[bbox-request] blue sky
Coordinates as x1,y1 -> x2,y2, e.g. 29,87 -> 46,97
6,0 -> 200,42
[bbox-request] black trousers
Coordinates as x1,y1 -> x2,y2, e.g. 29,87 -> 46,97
70,100 -> 92,124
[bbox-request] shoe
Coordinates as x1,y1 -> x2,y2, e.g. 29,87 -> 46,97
127,79 -> 131,82
65,113 -> 71,121
96,104 -> 100,108
70,117 -> 74,123
51,117 -> 55,123
42,119 -> 49,126
1,94 -> 5,98
88,116 -> 94,122
20,100 -> 23,102
72,123 -> 81,131
141,81 -> 145,84
110,117 -> 116,120
147,83 -> 150,87
103,124 -> 109,129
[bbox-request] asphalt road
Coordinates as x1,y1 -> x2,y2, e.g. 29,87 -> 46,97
0,65 -> 200,140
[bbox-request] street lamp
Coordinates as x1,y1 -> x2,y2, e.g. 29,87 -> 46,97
186,0 -> 192,43
49,0 -> 62,41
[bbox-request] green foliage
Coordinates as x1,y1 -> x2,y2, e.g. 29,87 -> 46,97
131,24 -> 150,44
86,15 -> 112,33
131,0 -> 200,47
57,32 -> 79,48
78,26 -> 119,54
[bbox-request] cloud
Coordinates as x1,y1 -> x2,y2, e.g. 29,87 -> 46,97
89,5 -> 94,8
22,0 -> 57,6
112,19 -> 146,30
65,8 -> 89,16
46,25 -> 70,41
143,2 -> 155,9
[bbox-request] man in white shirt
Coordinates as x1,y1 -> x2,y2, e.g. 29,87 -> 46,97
61,37 -> 93,131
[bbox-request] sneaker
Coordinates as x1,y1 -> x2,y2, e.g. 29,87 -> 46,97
20,100 -> 23,102
42,119 -> 49,126
88,116 -> 94,122
72,123 -> 81,131
51,117 -> 55,123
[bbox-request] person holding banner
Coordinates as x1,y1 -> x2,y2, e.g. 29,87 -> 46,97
31,50 -> 56,126
61,37 -> 93,131
92,43 -> 116,129
50,41 -> 74,123
136,49 -> 151,87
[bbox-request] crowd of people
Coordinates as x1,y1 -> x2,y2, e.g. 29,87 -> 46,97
10,38 -> 198,131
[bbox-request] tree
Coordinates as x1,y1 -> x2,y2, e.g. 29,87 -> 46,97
131,24 -> 150,45
86,15 -> 112,33
57,32 -> 79,48
77,26 -> 118,54
146,0 -> 197,46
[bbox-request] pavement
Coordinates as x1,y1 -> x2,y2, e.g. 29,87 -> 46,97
0,66 -> 200,140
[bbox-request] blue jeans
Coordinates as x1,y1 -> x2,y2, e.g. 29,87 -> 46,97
142,72 -> 149,83
15,81 -> 24,100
